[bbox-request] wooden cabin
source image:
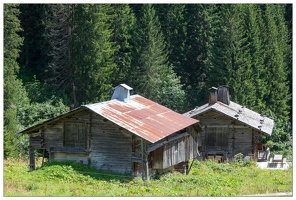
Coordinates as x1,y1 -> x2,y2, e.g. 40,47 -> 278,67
18,84 -> 202,180
184,86 -> 274,162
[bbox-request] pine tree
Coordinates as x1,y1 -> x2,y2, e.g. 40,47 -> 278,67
18,4 -> 73,106
19,4 -> 48,81
262,4 -> 291,120
155,4 -> 187,74
111,4 -> 136,86
155,4 -> 189,111
70,4 -> 118,105
285,4 -> 292,120
131,4 -> 186,112
227,4 -> 257,108
182,4 -> 218,107
243,4 -> 268,113
44,4 -> 73,88
209,4 -> 256,107
207,5 -> 228,88
4,4 -> 24,157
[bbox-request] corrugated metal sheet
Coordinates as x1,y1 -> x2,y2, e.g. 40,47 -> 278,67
184,101 -> 274,135
85,95 -> 198,143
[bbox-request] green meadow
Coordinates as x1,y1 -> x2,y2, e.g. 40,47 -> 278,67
4,158 -> 292,197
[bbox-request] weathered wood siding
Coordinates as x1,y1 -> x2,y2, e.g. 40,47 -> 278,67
29,135 -> 43,148
232,128 -> 252,156
195,110 -> 254,159
42,110 -> 91,163
160,132 -> 198,169
89,113 -> 133,174
28,109 -> 133,174
28,108 -> 199,175
43,122 -> 64,149
42,110 -> 91,150
151,146 -> 163,169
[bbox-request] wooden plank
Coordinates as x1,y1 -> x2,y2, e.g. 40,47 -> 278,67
89,112 -> 132,175
151,146 -> 163,169
148,132 -> 189,152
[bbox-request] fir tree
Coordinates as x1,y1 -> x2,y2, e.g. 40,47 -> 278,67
183,4 -> 217,107
70,4 -> 118,105
19,4 -> 48,81
209,4 -> 255,107
155,4 -> 187,74
131,4 -> 186,112
262,4 -> 291,120
225,4 -> 255,108
111,4 -> 136,86
243,4 -> 268,112
4,4 -> 24,157
44,4 -> 73,88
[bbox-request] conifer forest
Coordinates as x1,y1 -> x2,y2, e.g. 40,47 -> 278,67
4,4 -> 292,159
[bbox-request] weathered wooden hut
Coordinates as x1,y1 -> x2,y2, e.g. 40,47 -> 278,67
18,84 -> 201,179
184,86 -> 274,162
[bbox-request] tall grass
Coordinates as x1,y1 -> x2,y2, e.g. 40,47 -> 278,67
3,158 -> 292,196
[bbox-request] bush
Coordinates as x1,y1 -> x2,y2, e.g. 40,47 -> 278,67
263,111 -> 292,161
15,81 -> 70,157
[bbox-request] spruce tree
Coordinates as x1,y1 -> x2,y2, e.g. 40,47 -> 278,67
70,4 -> 118,105
285,4 -> 292,120
4,4 -> 24,157
243,4 -> 268,112
229,5 -> 256,108
209,4 -> 255,107
183,4 -> 217,107
111,4 -> 136,86
19,4 -> 48,81
131,4 -> 186,112
44,4 -> 73,88
262,4 -> 291,120
155,4 -> 187,74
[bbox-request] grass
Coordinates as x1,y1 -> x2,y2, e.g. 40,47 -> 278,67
3,158 -> 292,196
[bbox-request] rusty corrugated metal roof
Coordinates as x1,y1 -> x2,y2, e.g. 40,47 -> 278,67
85,95 -> 199,143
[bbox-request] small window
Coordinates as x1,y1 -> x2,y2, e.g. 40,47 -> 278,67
64,122 -> 87,148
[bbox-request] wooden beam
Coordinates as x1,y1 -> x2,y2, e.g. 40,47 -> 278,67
203,125 -> 249,128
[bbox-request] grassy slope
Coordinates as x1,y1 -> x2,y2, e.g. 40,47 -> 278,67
3,158 -> 292,196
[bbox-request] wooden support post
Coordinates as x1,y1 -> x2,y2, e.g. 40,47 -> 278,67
41,149 -> 45,166
141,139 -> 149,181
141,139 -> 145,180
187,158 -> 195,175
29,146 -> 35,171
145,151 -> 149,181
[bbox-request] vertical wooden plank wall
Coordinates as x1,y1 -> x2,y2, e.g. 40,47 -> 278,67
232,128 -> 253,156
28,109 -> 134,175
162,132 -> 198,169
195,111 -> 255,160
90,113 -> 133,174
